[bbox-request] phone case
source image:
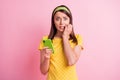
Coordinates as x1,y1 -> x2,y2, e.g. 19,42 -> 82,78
43,39 -> 54,53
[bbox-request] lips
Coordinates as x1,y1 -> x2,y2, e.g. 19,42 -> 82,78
59,25 -> 65,29
60,26 -> 64,29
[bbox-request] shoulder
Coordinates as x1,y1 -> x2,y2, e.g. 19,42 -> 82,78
42,35 -> 48,40
39,35 -> 49,44
75,34 -> 83,39
75,34 -> 84,50
41,35 -> 48,40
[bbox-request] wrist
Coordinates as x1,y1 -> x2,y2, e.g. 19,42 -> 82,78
62,36 -> 69,43
62,34 -> 69,40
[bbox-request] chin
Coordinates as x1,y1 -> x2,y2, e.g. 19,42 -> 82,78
57,30 -> 64,33
59,29 -> 64,32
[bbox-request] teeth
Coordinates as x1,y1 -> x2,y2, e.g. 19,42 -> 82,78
61,26 -> 64,28
60,26 -> 64,29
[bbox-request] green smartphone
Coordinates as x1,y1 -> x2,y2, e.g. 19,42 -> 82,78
43,39 -> 54,53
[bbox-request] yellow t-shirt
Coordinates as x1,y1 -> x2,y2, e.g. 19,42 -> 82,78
38,34 -> 83,80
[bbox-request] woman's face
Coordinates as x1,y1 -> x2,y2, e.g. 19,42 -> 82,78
54,11 -> 70,32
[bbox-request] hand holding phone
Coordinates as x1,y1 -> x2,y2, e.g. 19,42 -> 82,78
43,39 -> 54,53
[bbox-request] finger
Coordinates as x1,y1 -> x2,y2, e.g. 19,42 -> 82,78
43,47 -> 53,52
63,26 -> 67,33
43,47 -> 49,49
63,26 -> 65,31
47,49 -> 53,52
67,24 -> 72,30
48,50 -> 52,54
64,25 -> 69,31
68,24 -> 72,28
65,24 -> 68,27
46,48 -> 52,52
45,51 -> 52,55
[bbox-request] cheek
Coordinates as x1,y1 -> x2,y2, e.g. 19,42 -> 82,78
54,19 -> 59,25
54,22 -> 59,28
65,19 -> 70,24
54,22 -> 59,29
65,21 -> 70,25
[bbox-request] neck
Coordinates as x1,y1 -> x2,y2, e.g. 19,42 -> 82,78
55,31 -> 63,38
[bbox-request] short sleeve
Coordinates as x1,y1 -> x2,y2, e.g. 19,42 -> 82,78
76,34 -> 84,50
38,36 -> 48,50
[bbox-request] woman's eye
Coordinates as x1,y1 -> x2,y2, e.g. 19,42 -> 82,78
55,17 -> 60,21
63,17 -> 68,20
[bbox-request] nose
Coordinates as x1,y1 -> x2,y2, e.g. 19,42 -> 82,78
60,19 -> 64,25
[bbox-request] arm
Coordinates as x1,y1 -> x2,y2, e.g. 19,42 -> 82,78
40,47 -> 52,74
62,24 -> 82,66
62,36 -> 82,66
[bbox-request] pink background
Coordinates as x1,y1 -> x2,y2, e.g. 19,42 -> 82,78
0,0 -> 120,80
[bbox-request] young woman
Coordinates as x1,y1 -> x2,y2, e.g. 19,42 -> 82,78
39,5 -> 83,80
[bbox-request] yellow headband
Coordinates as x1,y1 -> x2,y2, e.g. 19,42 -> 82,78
53,7 -> 70,14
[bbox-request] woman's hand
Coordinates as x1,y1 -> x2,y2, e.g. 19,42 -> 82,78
40,47 -> 52,74
62,24 -> 73,39
41,47 -> 52,59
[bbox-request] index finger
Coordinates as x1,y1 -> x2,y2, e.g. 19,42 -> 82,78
43,47 -> 49,49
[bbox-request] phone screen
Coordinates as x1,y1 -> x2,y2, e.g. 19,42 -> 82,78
43,39 -> 54,53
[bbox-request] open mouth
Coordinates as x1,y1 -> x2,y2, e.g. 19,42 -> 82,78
60,26 -> 65,29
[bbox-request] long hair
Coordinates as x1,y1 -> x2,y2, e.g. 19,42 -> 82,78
48,5 -> 78,44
